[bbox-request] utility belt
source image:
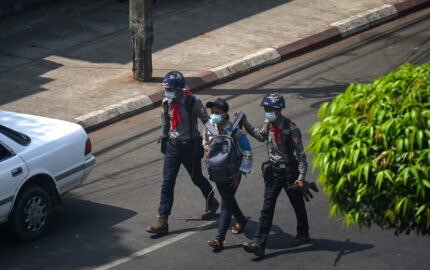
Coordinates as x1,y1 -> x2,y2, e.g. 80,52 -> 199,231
261,160 -> 299,184
168,137 -> 194,148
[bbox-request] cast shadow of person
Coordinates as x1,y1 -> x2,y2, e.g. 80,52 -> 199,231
242,219 -> 374,266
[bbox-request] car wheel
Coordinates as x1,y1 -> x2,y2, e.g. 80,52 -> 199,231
10,185 -> 53,242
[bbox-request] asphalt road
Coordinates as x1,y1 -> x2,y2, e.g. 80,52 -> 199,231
1,9 -> 429,270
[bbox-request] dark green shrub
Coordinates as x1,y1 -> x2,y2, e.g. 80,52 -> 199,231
308,62 -> 430,235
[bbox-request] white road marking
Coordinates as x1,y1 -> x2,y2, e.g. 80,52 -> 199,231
94,221 -> 215,270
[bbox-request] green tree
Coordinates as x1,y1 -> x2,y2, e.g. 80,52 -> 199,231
308,62 -> 430,235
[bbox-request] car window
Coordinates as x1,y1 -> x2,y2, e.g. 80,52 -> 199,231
0,125 -> 31,146
0,143 -> 14,162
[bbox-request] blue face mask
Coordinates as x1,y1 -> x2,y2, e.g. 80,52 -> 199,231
165,90 -> 176,99
265,112 -> 277,122
210,114 -> 223,124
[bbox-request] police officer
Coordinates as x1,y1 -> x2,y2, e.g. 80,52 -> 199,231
147,71 -> 220,235
241,92 -> 318,257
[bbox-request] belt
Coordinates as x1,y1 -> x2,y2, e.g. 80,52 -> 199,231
168,138 -> 193,148
271,162 -> 297,173
271,163 -> 287,172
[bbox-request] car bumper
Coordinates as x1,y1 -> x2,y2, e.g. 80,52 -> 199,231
83,155 -> 96,182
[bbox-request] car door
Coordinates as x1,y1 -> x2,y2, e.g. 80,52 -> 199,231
0,141 -> 28,221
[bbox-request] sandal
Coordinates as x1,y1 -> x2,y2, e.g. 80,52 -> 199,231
232,219 -> 248,234
208,239 -> 223,251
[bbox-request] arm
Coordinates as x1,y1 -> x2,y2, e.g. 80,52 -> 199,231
202,126 -> 210,153
161,100 -> 170,139
290,125 -> 308,181
233,128 -> 252,174
192,96 -> 210,124
160,100 -> 170,155
242,118 -> 268,142
192,96 -> 218,136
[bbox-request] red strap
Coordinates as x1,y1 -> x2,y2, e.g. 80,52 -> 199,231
270,126 -> 283,144
171,102 -> 182,130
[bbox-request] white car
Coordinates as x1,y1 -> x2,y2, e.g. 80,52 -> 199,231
0,110 -> 95,241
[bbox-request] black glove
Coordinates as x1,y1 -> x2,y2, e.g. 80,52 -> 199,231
292,180 -> 318,201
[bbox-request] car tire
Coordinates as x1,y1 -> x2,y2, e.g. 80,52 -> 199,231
9,185 -> 53,242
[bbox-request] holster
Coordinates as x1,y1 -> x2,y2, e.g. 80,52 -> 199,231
284,162 -> 299,186
261,161 -> 299,186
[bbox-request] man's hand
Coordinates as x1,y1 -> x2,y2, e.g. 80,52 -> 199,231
292,180 -> 319,201
234,112 -> 247,125
230,171 -> 242,188
204,145 -> 210,159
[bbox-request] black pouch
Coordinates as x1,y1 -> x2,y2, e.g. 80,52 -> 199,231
261,161 -> 273,184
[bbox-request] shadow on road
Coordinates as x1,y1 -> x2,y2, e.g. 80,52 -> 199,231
253,237 -> 374,266
239,218 -> 374,265
0,197 -> 137,270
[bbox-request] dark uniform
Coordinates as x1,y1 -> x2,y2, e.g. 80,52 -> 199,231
159,91 -> 216,216
243,116 -> 310,250
147,71 -> 219,235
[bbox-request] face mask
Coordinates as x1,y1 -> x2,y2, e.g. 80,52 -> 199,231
265,112 -> 277,122
165,90 -> 176,99
210,114 -> 223,124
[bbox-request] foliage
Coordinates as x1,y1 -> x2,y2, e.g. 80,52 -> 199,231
308,62 -> 430,235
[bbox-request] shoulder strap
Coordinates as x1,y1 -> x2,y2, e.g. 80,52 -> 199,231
283,118 -> 297,163
186,95 -> 196,139
184,95 -> 195,114
162,100 -> 170,119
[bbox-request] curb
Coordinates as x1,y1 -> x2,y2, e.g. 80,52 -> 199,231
74,0 -> 430,132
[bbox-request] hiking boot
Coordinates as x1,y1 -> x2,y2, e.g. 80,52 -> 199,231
201,196 -> 219,220
146,214 -> 169,235
242,242 -> 265,257
292,233 -> 310,246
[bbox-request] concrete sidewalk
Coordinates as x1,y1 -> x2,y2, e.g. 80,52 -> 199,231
0,0 -> 428,130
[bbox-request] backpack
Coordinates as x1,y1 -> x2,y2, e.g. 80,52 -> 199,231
206,112 -> 244,183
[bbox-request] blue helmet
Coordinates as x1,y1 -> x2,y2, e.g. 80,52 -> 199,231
260,92 -> 285,108
162,71 -> 185,89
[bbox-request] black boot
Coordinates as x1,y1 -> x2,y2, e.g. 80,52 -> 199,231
292,232 -> 310,246
147,214 -> 169,235
243,242 -> 265,257
201,196 -> 219,220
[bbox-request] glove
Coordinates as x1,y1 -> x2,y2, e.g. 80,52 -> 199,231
292,180 -> 318,202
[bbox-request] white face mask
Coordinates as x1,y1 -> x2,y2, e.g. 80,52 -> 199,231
265,112 -> 276,122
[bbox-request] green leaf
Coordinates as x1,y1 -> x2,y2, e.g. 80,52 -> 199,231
410,167 -> 419,180
363,163 -> 370,183
396,198 -> 407,214
416,205 -> 426,217
376,171 -> 384,189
